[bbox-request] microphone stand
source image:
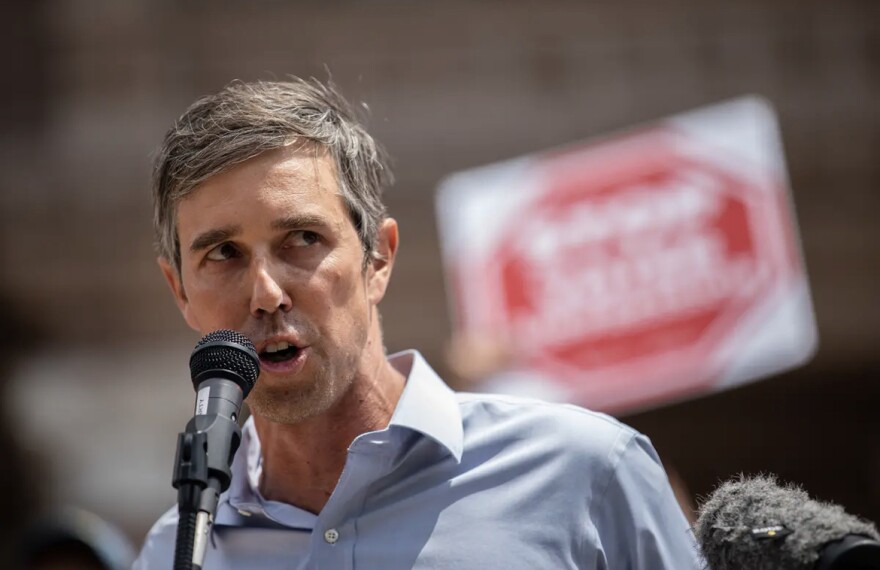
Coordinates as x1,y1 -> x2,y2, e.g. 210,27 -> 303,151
172,430 -> 209,570
171,392 -> 244,570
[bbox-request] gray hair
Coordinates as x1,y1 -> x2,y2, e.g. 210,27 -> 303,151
152,77 -> 393,273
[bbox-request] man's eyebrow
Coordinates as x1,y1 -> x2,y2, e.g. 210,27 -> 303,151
272,214 -> 333,231
189,225 -> 239,253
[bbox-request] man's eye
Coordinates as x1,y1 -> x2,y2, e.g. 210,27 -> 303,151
205,242 -> 239,261
287,231 -> 319,247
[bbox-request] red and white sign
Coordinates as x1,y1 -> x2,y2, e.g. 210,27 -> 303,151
436,97 -> 817,413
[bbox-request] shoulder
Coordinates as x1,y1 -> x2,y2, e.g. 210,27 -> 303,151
458,392 -> 637,440
456,392 -> 640,473
132,506 -> 178,569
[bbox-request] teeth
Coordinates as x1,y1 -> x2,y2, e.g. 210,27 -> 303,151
264,341 -> 290,353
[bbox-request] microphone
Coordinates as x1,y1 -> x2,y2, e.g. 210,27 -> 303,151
695,474 -> 880,570
171,330 -> 260,570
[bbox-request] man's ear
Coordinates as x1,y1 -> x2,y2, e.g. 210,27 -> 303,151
158,256 -> 201,332
366,218 -> 399,305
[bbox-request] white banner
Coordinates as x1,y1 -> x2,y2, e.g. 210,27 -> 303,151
436,96 -> 817,413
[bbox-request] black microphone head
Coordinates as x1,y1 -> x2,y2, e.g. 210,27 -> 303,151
189,329 -> 260,396
695,474 -> 880,570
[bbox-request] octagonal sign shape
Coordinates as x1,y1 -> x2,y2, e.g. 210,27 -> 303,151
437,97 -> 817,413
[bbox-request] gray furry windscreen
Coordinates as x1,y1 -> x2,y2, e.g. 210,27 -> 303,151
695,475 -> 879,570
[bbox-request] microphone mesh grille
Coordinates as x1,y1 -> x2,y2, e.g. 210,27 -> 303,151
189,329 -> 260,391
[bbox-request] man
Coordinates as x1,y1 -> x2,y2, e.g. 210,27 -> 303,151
135,78 -> 704,569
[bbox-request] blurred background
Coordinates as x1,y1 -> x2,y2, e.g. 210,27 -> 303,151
1,0 -> 877,564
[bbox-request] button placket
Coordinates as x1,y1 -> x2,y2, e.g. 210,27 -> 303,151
314,436 -> 394,568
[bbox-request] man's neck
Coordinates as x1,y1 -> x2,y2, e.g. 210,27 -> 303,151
252,355 -> 406,514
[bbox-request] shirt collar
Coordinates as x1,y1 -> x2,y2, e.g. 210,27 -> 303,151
386,349 -> 464,463
217,350 -> 462,525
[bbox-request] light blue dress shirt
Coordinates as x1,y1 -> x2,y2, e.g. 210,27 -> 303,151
135,350 -> 704,569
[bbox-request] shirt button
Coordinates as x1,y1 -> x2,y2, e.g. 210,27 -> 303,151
324,528 -> 339,544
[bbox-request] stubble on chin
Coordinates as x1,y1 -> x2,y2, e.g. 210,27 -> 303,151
247,349 -> 360,425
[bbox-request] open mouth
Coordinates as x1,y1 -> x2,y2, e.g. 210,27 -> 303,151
260,341 -> 302,363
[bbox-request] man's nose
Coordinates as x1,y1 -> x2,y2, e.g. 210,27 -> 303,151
249,259 -> 293,316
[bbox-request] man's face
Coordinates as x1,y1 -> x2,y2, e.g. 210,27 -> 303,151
159,145 -> 397,423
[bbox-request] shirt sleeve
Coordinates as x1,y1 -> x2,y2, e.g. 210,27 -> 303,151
592,432 -> 706,570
